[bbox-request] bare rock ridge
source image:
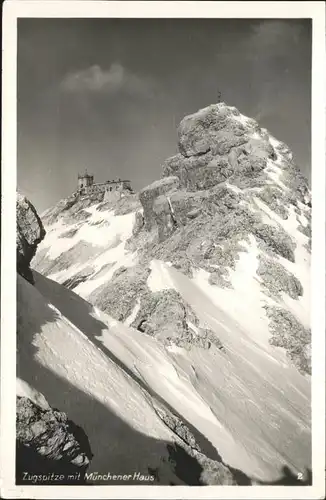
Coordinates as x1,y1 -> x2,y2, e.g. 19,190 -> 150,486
17,192 -> 46,284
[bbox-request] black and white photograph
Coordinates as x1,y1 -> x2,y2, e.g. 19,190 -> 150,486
1,1 -> 325,498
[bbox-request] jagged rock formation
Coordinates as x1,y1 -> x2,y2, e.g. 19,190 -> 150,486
17,192 -> 46,284
16,396 -> 93,484
31,102 -> 312,482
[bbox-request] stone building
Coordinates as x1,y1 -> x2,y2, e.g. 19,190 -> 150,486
77,171 -> 94,191
77,170 -> 132,201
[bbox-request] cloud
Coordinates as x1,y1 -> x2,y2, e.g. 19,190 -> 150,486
246,20 -> 305,59
243,20 -> 309,121
60,63 -> 154,97
244,20 -> 306,80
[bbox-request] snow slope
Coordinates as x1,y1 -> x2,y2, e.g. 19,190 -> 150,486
144,259 -> 311,474
34,203 -> 138,299
17,269 -> 311,483
17,273 -> 180,484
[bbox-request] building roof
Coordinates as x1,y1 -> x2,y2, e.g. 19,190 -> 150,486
77,174 -> 131,185
103,179 -> 131,184
78,170 -> 93,179
92,180 -> 131,186
78,174 -> 93,179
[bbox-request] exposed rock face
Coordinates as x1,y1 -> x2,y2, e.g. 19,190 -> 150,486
162,105 -> 275,192
130,289 -> 224,351
257,255 -> 303,300
17,193 -> 46,284
264,306 -> 311,375
256,185 -> 289,220
88,266 -> 224,352
177,105 -> 251,157
89,266 -> 151,322
16,396 -> 93,484
154,404 -> 250,485
139,177 -> 180,234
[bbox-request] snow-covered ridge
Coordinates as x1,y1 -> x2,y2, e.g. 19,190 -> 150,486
38,205 -> 135,260
34,202 -> 139,299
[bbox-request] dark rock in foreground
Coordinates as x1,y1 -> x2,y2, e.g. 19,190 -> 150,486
17,193 -> 46,284
16,396 -> 93,485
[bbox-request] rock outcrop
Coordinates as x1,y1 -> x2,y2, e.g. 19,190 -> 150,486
162,105 -> 275,191
17,193 -> 46,284
154,404 -> 250,485
264,306 -> 311,375
16,396 -> 93,484
139,177 -> 180,237
130,289 -> 224,351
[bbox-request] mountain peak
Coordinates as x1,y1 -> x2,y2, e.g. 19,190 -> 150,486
164,103 -> 309,201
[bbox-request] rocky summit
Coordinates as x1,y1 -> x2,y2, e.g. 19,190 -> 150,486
18,103 -> 311,485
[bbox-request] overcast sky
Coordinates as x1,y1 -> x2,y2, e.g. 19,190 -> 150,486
17,18 -> 311,213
